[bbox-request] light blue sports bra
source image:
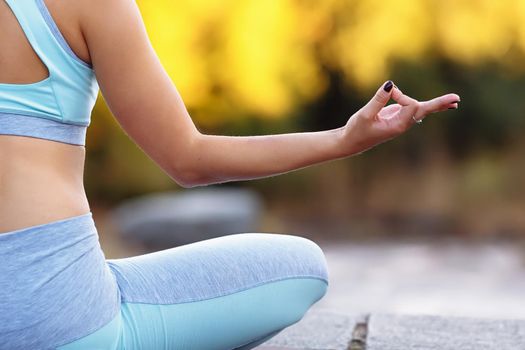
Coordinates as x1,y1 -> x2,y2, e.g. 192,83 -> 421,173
0,0 -> 99,146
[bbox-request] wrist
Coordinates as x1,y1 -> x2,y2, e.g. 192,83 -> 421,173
330,125 -> 354,159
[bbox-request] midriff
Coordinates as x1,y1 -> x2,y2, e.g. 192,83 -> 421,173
0,135 -> 90,234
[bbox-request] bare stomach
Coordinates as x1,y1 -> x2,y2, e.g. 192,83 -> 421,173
0,136 -> 91,234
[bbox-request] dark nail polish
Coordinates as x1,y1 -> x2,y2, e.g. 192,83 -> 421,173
384,80 -> 393,92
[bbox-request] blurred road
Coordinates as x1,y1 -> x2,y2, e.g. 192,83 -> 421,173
312,240 -> 525,320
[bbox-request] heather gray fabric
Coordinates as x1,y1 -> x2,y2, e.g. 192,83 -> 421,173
0,213 -> 119,350
0,212 -> 329,349
0,112 -> 87,145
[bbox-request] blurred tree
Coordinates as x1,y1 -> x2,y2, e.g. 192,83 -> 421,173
85,0 -> 525,205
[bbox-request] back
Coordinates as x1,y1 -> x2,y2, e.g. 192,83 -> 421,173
0,0 -> 93,233
1,0 -> 203,231
0,0 -> 49,84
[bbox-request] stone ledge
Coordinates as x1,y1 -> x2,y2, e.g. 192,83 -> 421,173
367,313 -> 525,350
258,309 -> 364,350
257,309 -> 525,350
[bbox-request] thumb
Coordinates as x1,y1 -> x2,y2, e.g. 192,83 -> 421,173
361,80 -> 394,117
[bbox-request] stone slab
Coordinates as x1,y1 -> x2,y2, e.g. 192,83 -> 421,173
258,308 -> 362,350
367,313 -> 525,350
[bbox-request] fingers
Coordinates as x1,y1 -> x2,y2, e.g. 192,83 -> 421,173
397,102 -> 420,130
391,85 -> 461,123
362,81 -> 460,129
391,86 -> 419,106
416,93 -> 461,120
378,103 -> 402,118
361,80 -> 395,117
388,87 -> 420,127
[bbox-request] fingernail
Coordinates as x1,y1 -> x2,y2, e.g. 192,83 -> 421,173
384,80 -> 393,92
448,106 -> 458,110
452,100 -> 460,104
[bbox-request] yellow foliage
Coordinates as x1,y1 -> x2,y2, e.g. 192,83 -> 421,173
134,0 -> 525,124
330,0 -> 431,86
436,0 -> 514,63
222,1 -> 302,116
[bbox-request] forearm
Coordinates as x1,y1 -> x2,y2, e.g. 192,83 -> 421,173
179,126 -> 349,187
170,82 -> 460,188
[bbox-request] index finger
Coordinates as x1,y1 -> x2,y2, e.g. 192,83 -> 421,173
391,86 -> 419,106
416,93 -> 461,119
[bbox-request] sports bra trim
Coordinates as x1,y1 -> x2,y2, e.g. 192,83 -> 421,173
0,112 -> 87,145
35,0 -> 93,70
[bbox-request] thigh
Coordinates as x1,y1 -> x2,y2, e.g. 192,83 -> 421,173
107,233 -> 329,350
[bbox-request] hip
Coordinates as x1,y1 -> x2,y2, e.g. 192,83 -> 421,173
0,211 -> 120,349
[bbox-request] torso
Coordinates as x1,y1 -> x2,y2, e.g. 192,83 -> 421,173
0,0 -> 93,233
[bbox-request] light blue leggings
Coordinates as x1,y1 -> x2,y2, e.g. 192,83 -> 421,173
0,212 -> 329,350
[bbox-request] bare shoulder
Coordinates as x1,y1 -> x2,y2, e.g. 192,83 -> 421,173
73,0 -> 199,187
74,0 -> 159,117
77,0 -> 145,55
77,0 -> 142,34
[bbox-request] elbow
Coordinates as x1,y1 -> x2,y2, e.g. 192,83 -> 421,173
169,156 -> 213,189
167,132 -> 219,188
174,173 -> 206,189
167,132 -> 209,188
172,175 -> 195,189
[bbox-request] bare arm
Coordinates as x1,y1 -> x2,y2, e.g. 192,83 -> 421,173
80,0 -> 460,188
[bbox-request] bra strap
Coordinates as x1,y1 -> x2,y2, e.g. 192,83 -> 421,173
4,0 -> 99,126
4,0 -> 84,78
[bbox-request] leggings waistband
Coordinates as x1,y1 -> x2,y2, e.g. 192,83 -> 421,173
0,211 -> 94,243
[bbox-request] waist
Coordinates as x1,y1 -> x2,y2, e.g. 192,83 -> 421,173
0,134 -> 90,233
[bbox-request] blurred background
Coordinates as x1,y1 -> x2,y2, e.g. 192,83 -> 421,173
87,0 -> 525,320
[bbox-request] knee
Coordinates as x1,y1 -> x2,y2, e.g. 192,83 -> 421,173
244,232 -> 330,286
277,234 -> 329,286
288,235 -> 329,306
269,235 -> 329,319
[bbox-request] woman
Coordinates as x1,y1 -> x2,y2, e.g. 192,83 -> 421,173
0,0 -> 460,349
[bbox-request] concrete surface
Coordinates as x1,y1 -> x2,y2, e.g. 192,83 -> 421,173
258,309 -> 361,350
257,310 -> 525,350
367,313 -> 525,350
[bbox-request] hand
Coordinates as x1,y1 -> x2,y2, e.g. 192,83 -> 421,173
341,80 -> 460,155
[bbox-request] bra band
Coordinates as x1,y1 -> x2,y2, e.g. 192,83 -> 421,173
0,112 -> 87,145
